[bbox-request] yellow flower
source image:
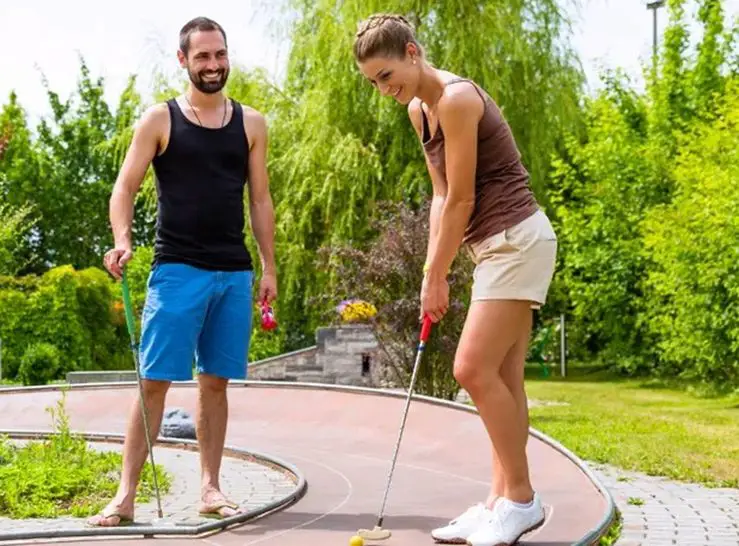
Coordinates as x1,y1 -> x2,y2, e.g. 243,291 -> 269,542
339,300 -> 377,322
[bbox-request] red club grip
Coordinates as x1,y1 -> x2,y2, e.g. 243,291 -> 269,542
420,314 -> 433,343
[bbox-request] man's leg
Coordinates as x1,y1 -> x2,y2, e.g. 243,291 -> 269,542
87,380 -> 170,526
88,263 -> 210,526
196,374 -> 235,514
196,269 -> 253,517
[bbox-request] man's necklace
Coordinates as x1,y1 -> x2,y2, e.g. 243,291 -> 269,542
184,95 -> 228,128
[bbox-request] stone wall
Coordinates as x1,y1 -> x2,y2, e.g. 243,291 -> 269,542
246,346 -> 321,382
248,324 -> 380,386
316,324 -> 379,386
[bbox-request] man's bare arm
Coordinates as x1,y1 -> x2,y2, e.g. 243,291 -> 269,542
105,105 -> 165,278
245,109 -> 277,301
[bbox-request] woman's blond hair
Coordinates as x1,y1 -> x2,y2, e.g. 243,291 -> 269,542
353,13 -> 423,62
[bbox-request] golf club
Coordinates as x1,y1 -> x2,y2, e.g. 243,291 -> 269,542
121,268 -> 164,519
356,314 -> 433,541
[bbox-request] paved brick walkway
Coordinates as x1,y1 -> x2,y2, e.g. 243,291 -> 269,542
591,462 -> 739,546
0,441 -> 298,536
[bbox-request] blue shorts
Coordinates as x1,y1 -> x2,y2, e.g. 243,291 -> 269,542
138,263 -> 254,381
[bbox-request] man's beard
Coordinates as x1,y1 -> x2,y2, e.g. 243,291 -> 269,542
188,67 -> 229,94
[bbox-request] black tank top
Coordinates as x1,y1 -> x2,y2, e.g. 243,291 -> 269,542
151,98 -> 253,271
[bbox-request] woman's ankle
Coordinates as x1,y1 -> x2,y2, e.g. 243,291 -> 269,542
504,487 -> 535,504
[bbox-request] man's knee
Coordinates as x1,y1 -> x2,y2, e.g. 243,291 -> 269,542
141,378 -> 171,398
198,373 -> 229,393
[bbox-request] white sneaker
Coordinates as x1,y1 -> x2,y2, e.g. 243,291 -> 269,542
431,503 -> 493,544
466,494 -> 545,546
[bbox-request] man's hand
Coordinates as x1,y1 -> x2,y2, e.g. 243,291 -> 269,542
420,274 -> 449,323
104,246 -> 133,280
258,271 -> 277,304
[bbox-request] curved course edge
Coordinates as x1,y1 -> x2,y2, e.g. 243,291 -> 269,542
0,429 -> 308,542
0,380 -> 618,545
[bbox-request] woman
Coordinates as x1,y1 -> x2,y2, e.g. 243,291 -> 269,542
353,13 -> 557,546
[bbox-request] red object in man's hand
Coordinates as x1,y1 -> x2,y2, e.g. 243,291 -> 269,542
260,299 -> 278,331
420,314 -> 432,343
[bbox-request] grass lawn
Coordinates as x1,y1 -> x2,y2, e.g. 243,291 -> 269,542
524,367 -> 739,488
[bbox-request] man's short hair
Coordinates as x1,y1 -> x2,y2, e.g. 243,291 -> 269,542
179,17 -> 228,55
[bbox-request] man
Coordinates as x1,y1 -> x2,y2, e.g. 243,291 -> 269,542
91,16 -> 277,526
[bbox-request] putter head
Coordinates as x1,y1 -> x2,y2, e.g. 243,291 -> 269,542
357,526 -> 392,540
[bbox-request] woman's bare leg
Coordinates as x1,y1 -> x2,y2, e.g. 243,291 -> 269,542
454,299 -> 534,502
487,311 -> 532,506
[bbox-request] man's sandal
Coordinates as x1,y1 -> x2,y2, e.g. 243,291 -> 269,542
86,510 -> 134,527
198,499 -> 244,520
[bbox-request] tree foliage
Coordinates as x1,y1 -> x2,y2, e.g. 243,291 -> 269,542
1,0 -> 737,389
0,203 -> 34,276
641,78 -> 739,384
0,266 -> 129,382
241,0 -> 586,346
550,0 -> 738,386
0,63 -> 149,273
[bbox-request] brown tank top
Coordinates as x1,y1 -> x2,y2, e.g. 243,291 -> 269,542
421,78 -> 539,245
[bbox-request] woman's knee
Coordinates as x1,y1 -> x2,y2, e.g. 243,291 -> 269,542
454,353 -> 501,395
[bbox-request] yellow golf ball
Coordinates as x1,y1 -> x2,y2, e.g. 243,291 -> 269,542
349,536 -> 364,546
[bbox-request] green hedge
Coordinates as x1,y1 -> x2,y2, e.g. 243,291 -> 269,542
0,246 -> 282,384
0,265 -> 129,384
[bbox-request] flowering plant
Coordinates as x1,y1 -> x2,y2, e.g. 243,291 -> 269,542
316,201 -> 471,401
336,299 -> 377,323
111,300 -> 125,326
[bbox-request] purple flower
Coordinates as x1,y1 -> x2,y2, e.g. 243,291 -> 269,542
336,299 -> 354,314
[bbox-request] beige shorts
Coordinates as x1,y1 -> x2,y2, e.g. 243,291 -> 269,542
466,209 -> 557,309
